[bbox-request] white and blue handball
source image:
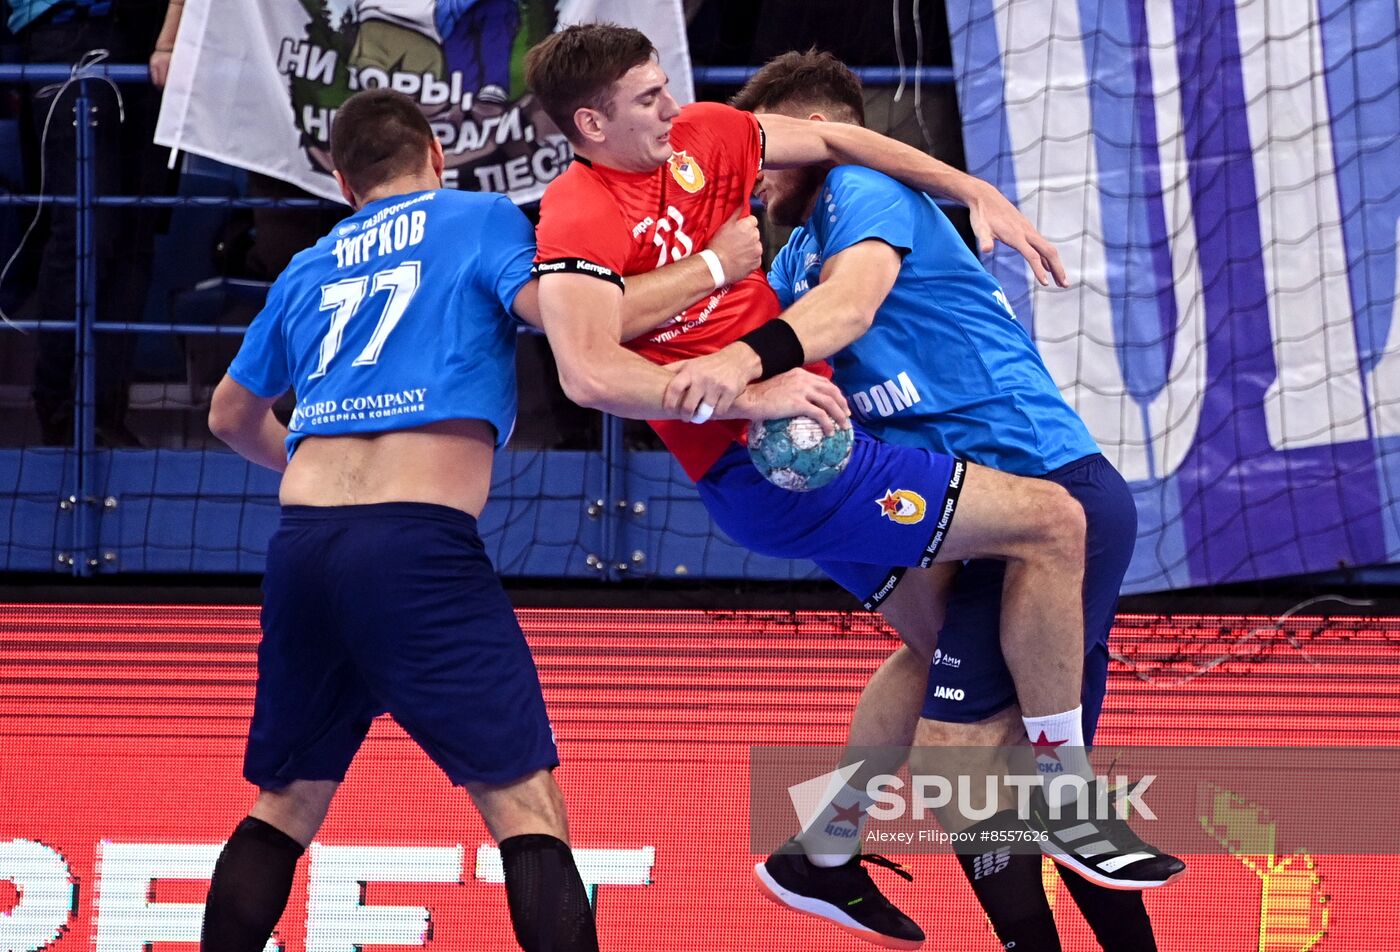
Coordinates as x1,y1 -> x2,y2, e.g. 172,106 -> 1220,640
747,416 -> 854,491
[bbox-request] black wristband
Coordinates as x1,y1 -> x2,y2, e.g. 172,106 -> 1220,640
738,318 -> 805,381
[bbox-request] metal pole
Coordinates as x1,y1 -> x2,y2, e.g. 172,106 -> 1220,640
691,65 -> 955,85
601,413 -> 625,582
72,79 -> 98,577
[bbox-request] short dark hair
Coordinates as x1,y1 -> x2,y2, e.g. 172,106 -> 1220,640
731,49 -> 866,125
330,89 -> 435,196
524,23 -> 656,142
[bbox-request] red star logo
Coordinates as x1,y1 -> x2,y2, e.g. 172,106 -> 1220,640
877,490 -> 902,517
1031,730 -> 1067,763
829,801 -> 865,826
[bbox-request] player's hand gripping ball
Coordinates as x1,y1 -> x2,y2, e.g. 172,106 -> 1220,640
747,416 -> 854,491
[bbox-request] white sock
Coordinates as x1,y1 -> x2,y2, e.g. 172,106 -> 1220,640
796,782 -> 872,867
1022,706 -> 1095,807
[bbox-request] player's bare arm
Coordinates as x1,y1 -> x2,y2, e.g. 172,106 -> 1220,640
538,272 -> 690,418
617,207 -> 764,342
208,376 -> 288,473
757,112 -> 1068,288
512,210 -> 760,338
539,272 -> 849,429
508,280 -> 543,328
662,240 -> 901,418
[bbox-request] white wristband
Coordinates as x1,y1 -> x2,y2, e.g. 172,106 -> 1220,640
698,248 -> 726,290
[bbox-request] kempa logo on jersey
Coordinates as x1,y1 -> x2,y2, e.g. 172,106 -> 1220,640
917,476 -> 963,565
876,488 -> 926,524
667,151 -> 706,192
573,259 -> 617,278
533,259 -> 620,282
862,571 -> 901,610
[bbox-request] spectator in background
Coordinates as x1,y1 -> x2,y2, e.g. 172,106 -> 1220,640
146,0 -> 341,283
8,0 -> 169,445
147,0 -> 180,87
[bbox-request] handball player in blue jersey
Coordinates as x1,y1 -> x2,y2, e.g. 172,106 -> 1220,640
649,52 -> 1181,950
197,90 -> 601,952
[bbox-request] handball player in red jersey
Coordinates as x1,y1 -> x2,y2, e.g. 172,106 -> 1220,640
524,24 -> 1141,950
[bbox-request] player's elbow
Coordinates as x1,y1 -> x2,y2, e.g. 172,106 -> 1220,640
824,298 -> 876,349
808,280 -> 878,350
208,377 -> 259,446
208,403 -> 256,450
207,396 -> 238,444
555,361 -> 608,410
843,301 -> 877,337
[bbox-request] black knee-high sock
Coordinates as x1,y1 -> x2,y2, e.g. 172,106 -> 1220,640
500,834 -> 599,952
1057,865 -> 1158,951
201,816 -> 304,952
955,812 -> 1062,952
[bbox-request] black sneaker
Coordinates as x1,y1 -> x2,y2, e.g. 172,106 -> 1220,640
754,840 -> 925,949
1029,780 -> 1187,889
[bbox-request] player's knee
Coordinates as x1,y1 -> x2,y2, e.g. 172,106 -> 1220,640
896,619 -> 940,662
470,769 -> 570,842
252,781 -> 336,846
532,774 -> 569,833
1027,482 -> 1085,561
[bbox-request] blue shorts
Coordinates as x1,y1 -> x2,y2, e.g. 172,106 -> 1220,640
245,503 -> 559,789
696,429 -> 966,598
919,454 -> 1137,742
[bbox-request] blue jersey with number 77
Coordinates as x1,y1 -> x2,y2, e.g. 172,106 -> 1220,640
227,188 -> 535,460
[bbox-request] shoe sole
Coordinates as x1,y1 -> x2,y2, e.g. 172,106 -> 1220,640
1039,842 -> 1187,890
753,862 -> 924,950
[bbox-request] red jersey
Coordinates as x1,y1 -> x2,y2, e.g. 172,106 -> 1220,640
534,101 -> 830,481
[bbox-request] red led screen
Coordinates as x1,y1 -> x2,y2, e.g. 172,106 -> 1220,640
1,605 -> 1396,950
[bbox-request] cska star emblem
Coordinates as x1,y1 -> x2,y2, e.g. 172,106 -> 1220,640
876,489 -> 926,525
1030,730 -> 1067,763
668,150 -> 706,193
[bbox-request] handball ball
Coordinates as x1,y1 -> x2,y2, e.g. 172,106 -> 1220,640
747,416 -> 854,491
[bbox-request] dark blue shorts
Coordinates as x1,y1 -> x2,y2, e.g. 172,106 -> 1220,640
696,429 -> 965,591
918,454 -> 1137,742
245,503 -> 559,789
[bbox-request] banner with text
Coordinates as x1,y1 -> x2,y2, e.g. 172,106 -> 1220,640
154,0 -> 692,204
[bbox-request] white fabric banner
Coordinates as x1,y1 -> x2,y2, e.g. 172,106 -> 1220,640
155,0 -> 693,203
556,0 -> 694,105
